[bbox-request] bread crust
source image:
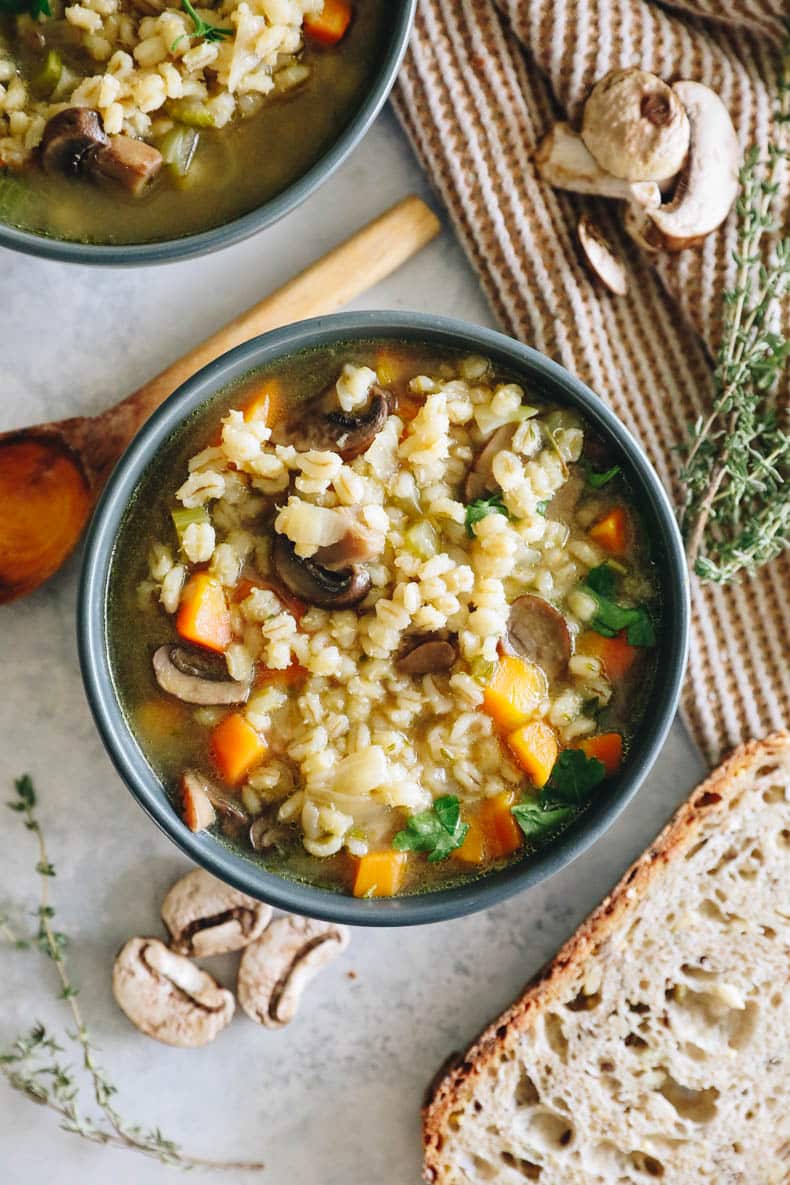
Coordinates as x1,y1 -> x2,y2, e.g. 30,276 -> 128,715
422,731 -> 790,1182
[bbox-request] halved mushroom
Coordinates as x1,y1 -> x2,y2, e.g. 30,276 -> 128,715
39,107 -> 108,176
237,916 -> 350,1029
535,122 -> 662,207
270,385 -> 392,461
464,423 -> 517,502
504,595 -> 571,682
90,134 -> 163,196
577,215 -> 628,296
112,937 -> 235,1047
272,532 -> 370,608
581,69 -> 690,182
179,770 -> 248,834
161,868 -> 272,957
643,81 -> 739,250
152,644 -> 250,705
397,635 -> 458,676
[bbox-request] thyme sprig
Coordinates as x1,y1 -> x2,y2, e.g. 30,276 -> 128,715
172,0 -> 233,50
1,774 -> 264,1173
679,26 -> 790,583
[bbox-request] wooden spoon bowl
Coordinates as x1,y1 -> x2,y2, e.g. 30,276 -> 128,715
0,197 -> 440,604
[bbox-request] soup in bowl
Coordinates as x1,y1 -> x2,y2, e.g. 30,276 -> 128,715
0,0 -> 413,262
79,314 -> 689,925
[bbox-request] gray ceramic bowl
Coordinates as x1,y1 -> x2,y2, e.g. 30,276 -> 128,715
78,312 -> 689,925
0,1 -> 415,266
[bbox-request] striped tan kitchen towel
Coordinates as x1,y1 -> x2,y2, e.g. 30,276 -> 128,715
393,0 -> 789,765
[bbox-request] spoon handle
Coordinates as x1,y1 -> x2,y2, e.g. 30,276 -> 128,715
89,196 -> 440,473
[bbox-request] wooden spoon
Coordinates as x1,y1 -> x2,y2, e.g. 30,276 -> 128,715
0,196 -> 440,605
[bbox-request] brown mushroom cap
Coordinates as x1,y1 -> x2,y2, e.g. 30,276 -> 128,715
112,937 -> 235,1047
272,532 -> 370,608
161,868 -> 272,957
582,69 -> 690,182
270,385 -> 392,461
504,595 -> 572,682
40,108 -> 108,176
397,636 -> 458,676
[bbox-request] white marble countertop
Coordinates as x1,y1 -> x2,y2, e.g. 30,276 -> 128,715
0,108 -> 705,1185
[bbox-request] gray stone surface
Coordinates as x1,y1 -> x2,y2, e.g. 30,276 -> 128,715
0,108 -> 705,1185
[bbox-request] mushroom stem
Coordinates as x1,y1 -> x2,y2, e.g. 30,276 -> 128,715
535,123 -> 662,207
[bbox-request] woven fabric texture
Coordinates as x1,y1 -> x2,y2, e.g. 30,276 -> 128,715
393,0 -> 789,765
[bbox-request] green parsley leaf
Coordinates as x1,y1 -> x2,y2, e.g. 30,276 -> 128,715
392,794 -> 469,863
586,463 -> 622,488
542,749 -> 606,809
464,491 -> 510,538
0,0 -> 51,16
511,802 -> 575,840
585,562 -> 617,597
173,0 -> 232,49
581,568 -> 656,648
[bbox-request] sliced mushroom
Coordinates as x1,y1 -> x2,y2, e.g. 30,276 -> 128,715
464,423 -> 517,501
535,122 -> 662,206
180,771 -> 216,832
39,108 -> 108,176
179,770 -> 248,834
153,644 -> 250,705
577,215 -> 628,296
237,916 -> 350,1029
161,868 -> 272,957
250,818 -> 291,851
581,68 -> 690,182
112,937 -> 235,1047
397,636 -> 458,676
270,385 -> 392,461
644,81 -> 739,250
311,508 -> 386,571
504,595 -> 571,682
272,532 -> 370,609
623,201 -> 663,254
90,134 -> 163,196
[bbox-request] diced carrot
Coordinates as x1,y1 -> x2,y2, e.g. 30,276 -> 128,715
210,712 -> 267,785
243,378 -> 283,428
352,850 -> 409,898
507,721 -> 559,788
480,791 -> 523,859
396,393 -> 425,423
304,0 -> 352,45
135,698 -> 186,737
482,656 -> 546,732
255,661 -> 308,689
578,629 -> 638,681
577,732 -> 623,777
588,506 -> 628,554
454,817 -> 487,866
374,348 -> 411,389
176,573 -> 232,653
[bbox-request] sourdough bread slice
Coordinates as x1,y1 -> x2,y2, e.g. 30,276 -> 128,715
424,733 -> 790,1185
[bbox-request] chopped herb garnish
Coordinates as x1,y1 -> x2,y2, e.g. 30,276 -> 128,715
585,463 -> 622,488
581,564 -> 655,647
542,749 -> 606,807
511,801 -> 576,840
511,749 -> 607,843
172,0 -> 232,49
0,0 -> 51,16
465,491 -> 510,538
392,794 -> 468,862
536,499 -> 549,517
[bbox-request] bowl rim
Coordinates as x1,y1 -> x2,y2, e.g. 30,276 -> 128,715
0,0 -> 416,267
78,311 -> 690,926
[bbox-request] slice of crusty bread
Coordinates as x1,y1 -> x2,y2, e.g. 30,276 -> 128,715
424,733 -> 790,1185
